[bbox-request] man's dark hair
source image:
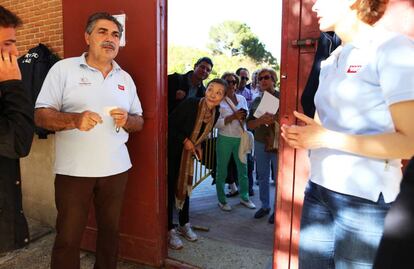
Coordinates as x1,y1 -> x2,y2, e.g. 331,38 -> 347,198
235,67 -> 249,76
194,57 -> 213,68
85,12 -> 123,37
0,5 -> 22,28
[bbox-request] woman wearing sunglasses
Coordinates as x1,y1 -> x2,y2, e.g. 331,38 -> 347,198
214,72 -> 256,212
247,68 -> 280,223
281,0 -> 414,267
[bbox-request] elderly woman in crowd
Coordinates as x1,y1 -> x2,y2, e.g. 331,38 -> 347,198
167,78 -> 227,250
247,68 -> 280,224
214,72 -> 256,212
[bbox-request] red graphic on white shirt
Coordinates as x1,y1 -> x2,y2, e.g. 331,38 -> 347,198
118,84 -> 125,91
347,65 -> 362,73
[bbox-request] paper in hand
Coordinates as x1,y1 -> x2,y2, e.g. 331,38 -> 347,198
103,106 -> 118,116
253,91 -> 279,118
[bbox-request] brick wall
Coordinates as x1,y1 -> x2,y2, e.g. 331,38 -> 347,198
2,0 -> 64,58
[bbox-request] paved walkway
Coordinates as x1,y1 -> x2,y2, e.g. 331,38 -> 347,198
1,175 -> 276,269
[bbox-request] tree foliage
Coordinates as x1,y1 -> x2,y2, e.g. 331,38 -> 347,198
207,21 -> 278,69
168,45 -> 278,85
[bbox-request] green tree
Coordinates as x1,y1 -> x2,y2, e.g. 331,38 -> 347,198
207,21 -> 278,70
168,45 -> 279,85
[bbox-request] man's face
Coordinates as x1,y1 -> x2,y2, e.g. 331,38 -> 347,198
0,26 -> 18,56
238,70 -> 249,89
84,19 -> 120,62
193,61 -> 212,81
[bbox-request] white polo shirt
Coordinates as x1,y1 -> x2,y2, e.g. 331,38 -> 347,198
310,29 -> 414,203
215,95 -> 248,138
36,53 -> 143,177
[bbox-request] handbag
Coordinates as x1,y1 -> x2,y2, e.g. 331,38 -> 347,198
264,121 -> 279,153
225,97 -> 254,163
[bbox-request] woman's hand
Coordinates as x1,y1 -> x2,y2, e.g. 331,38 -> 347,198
184,138 -> 195,151
259,112 -> 275,126
225,109 -> 247,124
281,111 -> 330,149
195,144 -> 203,161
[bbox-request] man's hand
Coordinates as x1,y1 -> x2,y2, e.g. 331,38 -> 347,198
109,108 -> 128,129
0,49 -> 21,82
75,111 -> 103,131
176,90 -> 186,100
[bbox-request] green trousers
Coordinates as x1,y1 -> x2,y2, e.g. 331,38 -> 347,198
215,134 -> 249,204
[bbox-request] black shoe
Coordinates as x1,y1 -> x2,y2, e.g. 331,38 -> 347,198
254,208 -> 270,219
249,190 -> 254,196
225,190 -> 239,198
268,212 -> 274,224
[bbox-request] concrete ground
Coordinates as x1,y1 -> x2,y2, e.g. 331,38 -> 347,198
1,176 -> 275,269
170,175 -> 275,269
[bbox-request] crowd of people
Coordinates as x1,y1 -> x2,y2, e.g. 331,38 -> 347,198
2,0 -> 414,268
167,59 -> 280,250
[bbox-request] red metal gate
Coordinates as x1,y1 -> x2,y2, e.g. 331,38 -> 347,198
273,0 -> 319,268
273,0 -> 414,268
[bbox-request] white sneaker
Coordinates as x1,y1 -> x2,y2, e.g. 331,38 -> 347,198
168,229 -> 183,250
218,202 -> 232,212
177,223 -> 198,242
240,199 -> 256,209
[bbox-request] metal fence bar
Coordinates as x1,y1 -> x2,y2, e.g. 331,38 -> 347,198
192,128 -> 217,190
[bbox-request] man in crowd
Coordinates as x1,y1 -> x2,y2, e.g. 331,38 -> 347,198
168,56 -> 213,113
0,5 -> 34,253
35,12 -> 144,269
235,67 -> 253,107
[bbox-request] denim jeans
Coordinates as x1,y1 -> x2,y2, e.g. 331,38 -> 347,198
254,141 -> 277,209
299,181 -> 392,269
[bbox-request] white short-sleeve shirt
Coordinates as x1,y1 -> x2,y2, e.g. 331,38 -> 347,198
310,29 -> 414,203
36,53 -> 143,177
215,95 -> 248,138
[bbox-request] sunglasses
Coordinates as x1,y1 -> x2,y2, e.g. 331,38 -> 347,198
226,80 -> 237,85
240,76 -> 249,81
258,75 -> 271,81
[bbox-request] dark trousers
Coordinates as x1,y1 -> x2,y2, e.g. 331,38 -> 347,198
168,174 -> 189,230
374,158 -> 414,269
51,172 -> 128,269
247,153 -> 254,192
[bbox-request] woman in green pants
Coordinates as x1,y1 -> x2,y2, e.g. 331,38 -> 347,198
215,72 -> 256,211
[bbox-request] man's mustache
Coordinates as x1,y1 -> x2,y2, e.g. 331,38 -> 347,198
100,41 -> 116,50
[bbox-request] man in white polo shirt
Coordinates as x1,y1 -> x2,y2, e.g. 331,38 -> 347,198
34,12 -> 144,269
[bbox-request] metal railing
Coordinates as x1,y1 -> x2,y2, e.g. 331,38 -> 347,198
192,128 -> 218,190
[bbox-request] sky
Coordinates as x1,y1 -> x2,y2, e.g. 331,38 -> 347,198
168,0 -> 283,61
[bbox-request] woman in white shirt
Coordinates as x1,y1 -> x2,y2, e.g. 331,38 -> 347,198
214,72 -> 256,211
281,0 -> 414,268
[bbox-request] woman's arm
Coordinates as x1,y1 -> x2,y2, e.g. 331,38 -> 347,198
281,101 -> 414,159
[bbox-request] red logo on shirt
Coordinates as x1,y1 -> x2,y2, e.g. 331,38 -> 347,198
118,84 -> 125,91
347,65 -> 362,73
